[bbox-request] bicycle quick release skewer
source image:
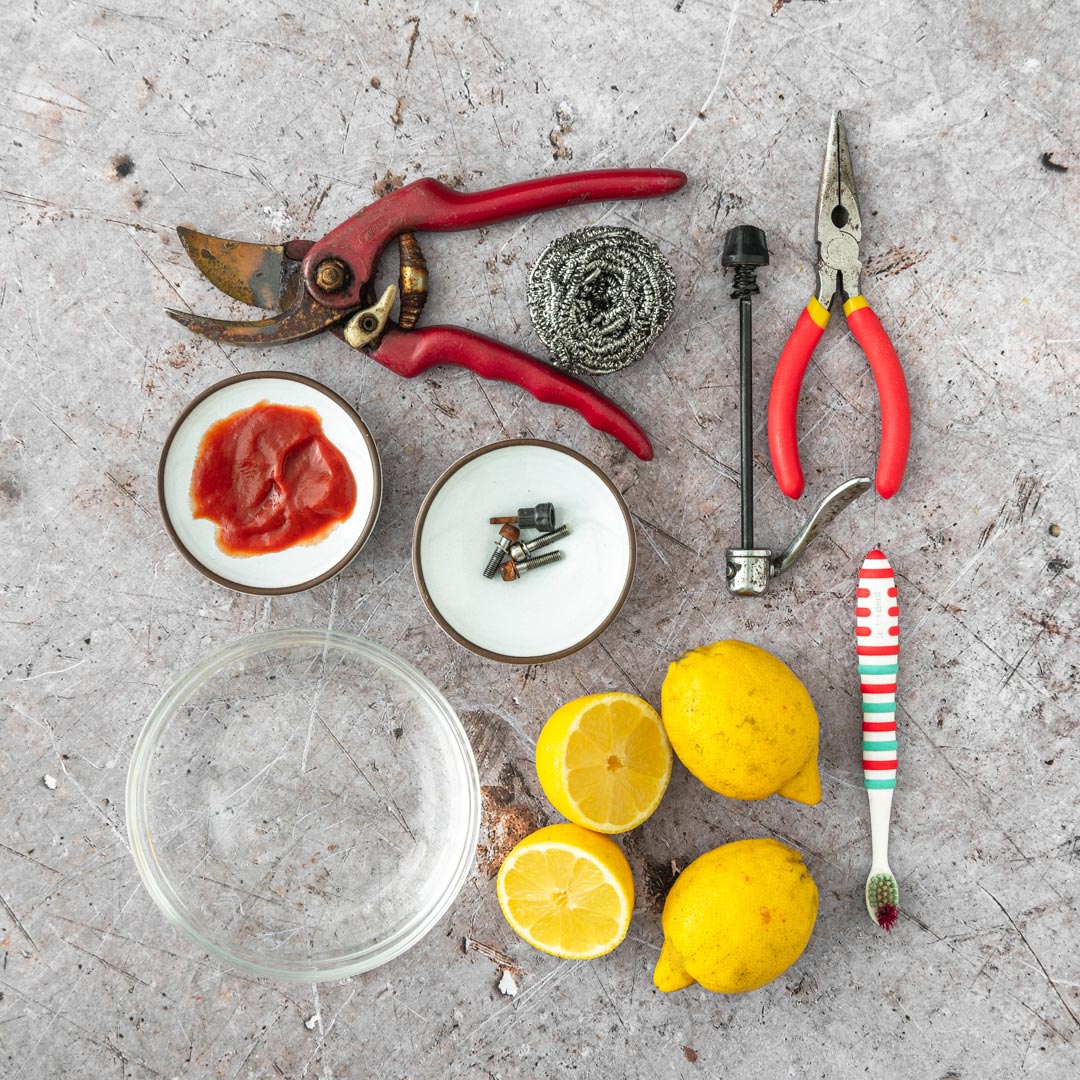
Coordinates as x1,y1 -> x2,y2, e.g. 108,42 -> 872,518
721,224 -> 871,596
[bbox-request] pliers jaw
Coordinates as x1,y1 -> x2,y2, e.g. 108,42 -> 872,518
814,110 -> 864,308
769,111 -> 910,501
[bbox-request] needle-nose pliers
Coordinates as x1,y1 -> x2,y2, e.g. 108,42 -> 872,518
767,112 -> 910,499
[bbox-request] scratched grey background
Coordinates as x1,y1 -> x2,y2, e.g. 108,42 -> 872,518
1,0 -> 1078,1077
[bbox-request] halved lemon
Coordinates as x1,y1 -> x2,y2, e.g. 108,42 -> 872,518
496,823 -> 634,960
535,692 -> 672,833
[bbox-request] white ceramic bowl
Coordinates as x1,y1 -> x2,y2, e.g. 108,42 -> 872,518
158,372 -> 381,593
413,440 -> 636,663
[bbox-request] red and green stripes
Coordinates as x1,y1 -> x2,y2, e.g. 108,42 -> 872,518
857,550 -> 898,790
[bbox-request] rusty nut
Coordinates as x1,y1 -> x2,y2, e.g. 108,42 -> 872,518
314,258 -> 349,293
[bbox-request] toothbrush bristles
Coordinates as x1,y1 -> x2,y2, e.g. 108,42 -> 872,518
875,903 -> 899,932
867,873 -> 900,931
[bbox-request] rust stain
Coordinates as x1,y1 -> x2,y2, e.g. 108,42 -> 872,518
372,169 -> 406,199
549,130 -> 572,160
865,245 -> 927,278
549,102 -> 574,161
1015,610 -> 1076,642
405,16 -> 421,69
163,343 -> 190,369
624,831 -> 682,914
0,478 -> 21,506
476,784 -> 542,878
110,153 -> 135,179
682,1046 -> 699,1063
309,183 -> 332,219
435,172 -> 466,191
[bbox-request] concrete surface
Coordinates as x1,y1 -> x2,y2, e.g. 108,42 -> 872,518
2,1 -> 1078,1077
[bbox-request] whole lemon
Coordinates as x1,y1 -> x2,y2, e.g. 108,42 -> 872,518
661,640 -> 820,804
653,838 -> 818,994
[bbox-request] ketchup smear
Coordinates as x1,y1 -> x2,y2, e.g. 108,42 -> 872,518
191,402 -> 357,556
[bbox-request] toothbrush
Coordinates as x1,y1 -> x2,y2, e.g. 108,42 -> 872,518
856,549 -> 900,930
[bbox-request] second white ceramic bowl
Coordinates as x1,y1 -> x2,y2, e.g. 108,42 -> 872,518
413,440 -> 636,663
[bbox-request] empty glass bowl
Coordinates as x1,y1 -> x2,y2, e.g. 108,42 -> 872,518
126,630 -> 480,982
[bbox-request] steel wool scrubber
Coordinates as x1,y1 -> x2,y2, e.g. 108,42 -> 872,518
527,225 -> 675,376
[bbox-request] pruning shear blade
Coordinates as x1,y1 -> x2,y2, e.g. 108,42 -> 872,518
175,227 -> 303,311
166,287 -> 348,346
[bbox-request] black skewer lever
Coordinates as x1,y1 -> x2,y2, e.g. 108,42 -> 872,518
721,224 -> 871,596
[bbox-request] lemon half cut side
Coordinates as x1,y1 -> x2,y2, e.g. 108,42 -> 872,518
535,693 -> 673,834
496,823 -> 634,960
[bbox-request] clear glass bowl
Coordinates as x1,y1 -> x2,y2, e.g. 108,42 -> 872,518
126,630 -> 480,982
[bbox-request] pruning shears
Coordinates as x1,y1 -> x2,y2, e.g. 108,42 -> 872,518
767,112 -> 910,499
167,169 -> 687,460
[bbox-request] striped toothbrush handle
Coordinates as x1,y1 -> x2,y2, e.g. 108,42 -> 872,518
856,549 -> 899,790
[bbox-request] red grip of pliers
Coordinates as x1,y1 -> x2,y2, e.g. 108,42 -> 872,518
846,301 -> 909,499
768,297 -> 909,500
305,170 -> 688,310
369,326 -> 653,460
767,302 -> 828,499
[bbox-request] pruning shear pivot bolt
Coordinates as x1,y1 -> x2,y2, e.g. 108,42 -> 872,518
767,112 -> 910,499
167,170 -> 688,460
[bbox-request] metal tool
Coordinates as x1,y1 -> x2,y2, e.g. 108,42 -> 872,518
484,524 -> 520,579
721,225 -> 870,596
508,525 -> 570,563
167,170 -> 688,461
489,503 -> 556,531
767,111 -> 910,500
501,550 -> 563,580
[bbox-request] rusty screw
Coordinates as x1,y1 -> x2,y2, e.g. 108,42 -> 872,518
314,257 -> 349,293
489,502 -> 556,532
483,524 -> 520,579
501,550 -> 564,580
508,524 -> 570,562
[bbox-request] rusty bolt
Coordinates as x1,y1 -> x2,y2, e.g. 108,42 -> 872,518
483,524 -> 520,579
314,258 -> 349,293
501,550 -> 564,580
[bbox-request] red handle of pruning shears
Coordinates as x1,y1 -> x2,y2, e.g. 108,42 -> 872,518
369,326 -> 653,460
768,295 -> 909,500
305,170 -> 688,309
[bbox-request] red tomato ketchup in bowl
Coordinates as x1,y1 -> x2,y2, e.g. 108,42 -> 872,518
160,372 -> 381,593
191,402 -> 357,556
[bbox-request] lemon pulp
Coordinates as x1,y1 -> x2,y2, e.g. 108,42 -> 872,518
535,693 -> 672,833
497,823 -> 634,960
